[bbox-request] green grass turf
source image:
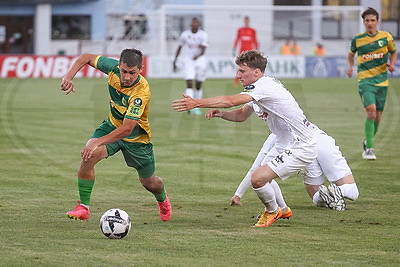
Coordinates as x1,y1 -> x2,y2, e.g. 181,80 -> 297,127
0,77 -> 399,265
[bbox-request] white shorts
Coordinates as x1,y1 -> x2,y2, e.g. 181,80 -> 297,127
302,130 -> 352,185
261,141 -> 317,180
183,56 -> 207,82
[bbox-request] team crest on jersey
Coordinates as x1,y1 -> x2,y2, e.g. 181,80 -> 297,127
122,97 -> 127,107
378,40 -> 384,47
134,98 -> 142,107
130,106 -> 141,116
243,84 -> 255,92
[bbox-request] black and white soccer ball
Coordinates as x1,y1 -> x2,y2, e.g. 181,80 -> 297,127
99,208 -> 131,239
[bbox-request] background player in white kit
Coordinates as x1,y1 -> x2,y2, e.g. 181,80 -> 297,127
173,50 -> 318,227
204,102 -> 359,211
173,17 -> 208,115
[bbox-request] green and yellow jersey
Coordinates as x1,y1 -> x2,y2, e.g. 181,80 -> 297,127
350,31 -> 396,86
95,56 -> 151,144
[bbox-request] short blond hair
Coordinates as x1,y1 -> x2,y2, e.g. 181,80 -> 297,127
235,50 -> 267,73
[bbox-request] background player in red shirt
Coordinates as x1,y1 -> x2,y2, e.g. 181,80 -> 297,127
233,16 -> 258,86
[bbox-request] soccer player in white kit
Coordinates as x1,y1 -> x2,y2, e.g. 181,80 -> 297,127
205,102 -> 359,211
173,17 -> 208,115
173,50 -> 318,227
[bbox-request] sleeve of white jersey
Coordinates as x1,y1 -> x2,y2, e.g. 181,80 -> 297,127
179,32 -> 186,46
240,84 -> 269,102
201,31 -> 209,47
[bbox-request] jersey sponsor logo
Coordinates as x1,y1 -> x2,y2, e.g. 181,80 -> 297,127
243,84 -> 255,92
362,53 -> 384,60
134,98 -> 142,107
130,106 -> 141,116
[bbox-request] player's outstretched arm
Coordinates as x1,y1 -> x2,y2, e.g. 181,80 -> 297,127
81,118 -> 137,162
206,105 -> 254,122
172,93 -> 252,111
61,53 -> 98,94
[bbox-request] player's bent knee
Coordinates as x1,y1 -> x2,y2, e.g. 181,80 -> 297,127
251,171 -> 267,189
251,165 -> 276,188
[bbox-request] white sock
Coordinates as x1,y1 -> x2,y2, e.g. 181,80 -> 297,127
312,192 -> 328,207
270,179 -> 287,209
184,88 -> 194,98
80,203 -> 90,209
338,183 -> 359,200
194,88 -> 202,99
253,183 -> 278,213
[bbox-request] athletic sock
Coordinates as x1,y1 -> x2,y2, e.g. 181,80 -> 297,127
253,183 -> 278,213
338,183 -> 359,201
184,88 -> 194,98
374,122 -> 379,135
194,88 -> 203,99
78,178 -> 95,206
270,179 -> 287,209
312,192 -> 328,208
364,118 -> 375,149
153,184 -> 166,202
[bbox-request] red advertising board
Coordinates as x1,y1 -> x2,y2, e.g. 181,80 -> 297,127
0,55 -> 147,78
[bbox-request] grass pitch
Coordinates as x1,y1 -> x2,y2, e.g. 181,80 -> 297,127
0,77 -> 399,265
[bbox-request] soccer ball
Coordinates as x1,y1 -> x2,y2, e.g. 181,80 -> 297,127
99,208 -> 131,239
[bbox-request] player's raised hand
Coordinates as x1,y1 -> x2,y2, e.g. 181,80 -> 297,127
60,77 -> 76,95
205,108 -> 223,120
172,93 -> 197,112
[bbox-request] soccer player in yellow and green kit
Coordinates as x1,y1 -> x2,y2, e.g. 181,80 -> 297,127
347,7 -> 397,160
61,48 -> 172,221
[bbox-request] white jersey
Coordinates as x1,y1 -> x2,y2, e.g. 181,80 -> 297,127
241,76 -> 316,151
179,29 -> 208,59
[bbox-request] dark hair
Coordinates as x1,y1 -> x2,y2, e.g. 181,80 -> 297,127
361,7 -> 379,20
119,48 -> 143,68
235,50 -> 267,73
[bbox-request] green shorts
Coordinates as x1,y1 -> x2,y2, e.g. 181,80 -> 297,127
358,84 -> 388,111
91,120 -> 155,178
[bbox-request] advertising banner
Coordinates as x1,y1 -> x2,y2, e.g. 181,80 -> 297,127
147,56 -> 305,79
305,56 -> 400,78
0,55 -> 147,78
306,56 -> 351,78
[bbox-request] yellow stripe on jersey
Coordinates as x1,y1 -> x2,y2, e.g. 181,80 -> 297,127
123,134 -> 150,143
375,80 -> 389,87
355,32 -> 388,47
94,55 -> 101,68
358,64 -> 388,80
110,100 -> 127,118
